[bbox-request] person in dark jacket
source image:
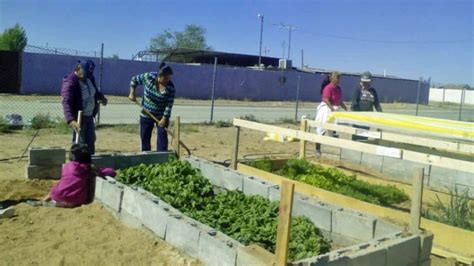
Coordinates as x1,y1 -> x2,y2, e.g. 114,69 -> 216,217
350,71 -> 382,141
350,71 -> 382,112
61,60 -> 108,154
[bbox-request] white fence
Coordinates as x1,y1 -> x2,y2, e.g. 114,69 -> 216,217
429,88 -> 474,105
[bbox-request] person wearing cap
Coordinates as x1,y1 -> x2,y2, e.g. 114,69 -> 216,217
40,144 -> 116,208
128,62 -> 176,152
314,71 -> 348,155
350,72 -> 382,141
351,71 -> 382,112
61,60 -> 108,154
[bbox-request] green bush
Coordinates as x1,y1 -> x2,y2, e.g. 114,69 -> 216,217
239,114 -> 259,122
30,113 -> 55,129
0,117 -> 10,133
250,158 -> 409,206
117,159 -> 331,261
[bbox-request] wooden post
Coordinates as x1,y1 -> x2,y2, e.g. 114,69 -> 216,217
275,181 -> 295,266
410,168 -> 424,233
175,116 -> 181,157
231,126 -> 240,170
299,119 -> 308,159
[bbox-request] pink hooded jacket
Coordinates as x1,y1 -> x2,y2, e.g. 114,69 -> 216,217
50,161 -> 116,207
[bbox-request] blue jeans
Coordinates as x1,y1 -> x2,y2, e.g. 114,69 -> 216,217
140,116 -> 168,152
72,115 -> 96,154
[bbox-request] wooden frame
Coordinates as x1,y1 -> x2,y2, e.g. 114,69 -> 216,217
233,119 -> 473,173
306,120 -> 473,154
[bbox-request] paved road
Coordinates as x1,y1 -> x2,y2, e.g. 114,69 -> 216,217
1,99 -> 473,124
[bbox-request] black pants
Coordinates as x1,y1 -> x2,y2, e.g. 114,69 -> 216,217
139,116 -> 168,151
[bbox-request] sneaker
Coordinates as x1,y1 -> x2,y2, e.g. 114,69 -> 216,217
0,207 -> 15,219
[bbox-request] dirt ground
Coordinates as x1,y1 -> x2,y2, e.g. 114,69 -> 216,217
0,125 -> 459,265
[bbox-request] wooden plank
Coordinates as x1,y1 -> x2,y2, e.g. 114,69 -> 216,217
233,119 -> 473,173
299,119 -> 308,159
237,163 -> 474,260
275,181 -> 294,266
306,120 -> 473,154
231,126 -> 240,170
410,168 -> 424,233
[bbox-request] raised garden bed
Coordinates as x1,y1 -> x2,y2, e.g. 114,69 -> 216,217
92,153 -> 433,265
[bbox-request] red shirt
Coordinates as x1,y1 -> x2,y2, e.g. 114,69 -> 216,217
322,82 -> 342,106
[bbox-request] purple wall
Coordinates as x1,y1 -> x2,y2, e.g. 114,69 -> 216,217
21,52 -> 429,103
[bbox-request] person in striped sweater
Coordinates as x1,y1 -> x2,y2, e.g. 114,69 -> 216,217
128,62 -> 175,151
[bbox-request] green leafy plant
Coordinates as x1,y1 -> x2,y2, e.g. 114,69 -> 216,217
424,188 -> 473,230
117,159 -> 331,261
250,158 -> 408,206
247,157 -> 273,172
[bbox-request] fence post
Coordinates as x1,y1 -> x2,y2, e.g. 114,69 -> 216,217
458,88 -> 465,121
294,75 -> 301,122
231,126 -> 240,170
410,168 -> 424,234
97,43 -> 104,124
415,77 -> 422,116
210,57 -> 218,122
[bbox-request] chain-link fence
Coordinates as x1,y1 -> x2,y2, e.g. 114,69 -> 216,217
24,44 -> 100,58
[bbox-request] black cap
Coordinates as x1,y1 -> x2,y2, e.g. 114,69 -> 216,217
69,144 -> 91,163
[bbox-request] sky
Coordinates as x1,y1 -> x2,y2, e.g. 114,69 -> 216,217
1,0 -> 473,85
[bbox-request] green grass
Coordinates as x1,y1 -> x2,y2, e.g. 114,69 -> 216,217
239,114 -> 259,122
423,188 -> 473,231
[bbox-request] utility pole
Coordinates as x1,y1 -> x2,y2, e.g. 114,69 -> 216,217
257,13 -> 264,68
273,23 -> 297,59
281,41 -> 286,59
301,49 -> 304,68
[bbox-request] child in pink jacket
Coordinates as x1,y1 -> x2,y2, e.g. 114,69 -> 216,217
42,144 -> 116,208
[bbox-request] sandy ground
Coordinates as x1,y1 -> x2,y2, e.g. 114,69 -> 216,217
0,125 -> 457,265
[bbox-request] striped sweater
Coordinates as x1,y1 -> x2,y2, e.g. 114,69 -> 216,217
130,72 -> 176,119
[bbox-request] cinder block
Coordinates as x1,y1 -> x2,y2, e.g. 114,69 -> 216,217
198,160 -> 244,191
295,253 -> 351,266
268,185 -> 281,202
427,166 -> 456,191
182,156 -> 201,169
322,153 -> 342,162
94,176 -> 105,200
119,209 -> 142,229
242,176 -> 273,198
101,180 -> 124,212
198,231 -> 238,266
361,152 -> 384,172
92,155 -> 116,168
292,195 -> 333,232
341,149 -> 362,165
418,232 -> 434,262
29,147 -> 65,165
385,235 -> 420,266
374,220 -> 402,239
237,244 -> 276,266
321,145 -> 342,156
114,152 -> 172,169
381,157 -> 429,184
165,217 -> 201,258
140,198 -> 171,239
347,245 -> 387,266
332,209 -> 376,241
121,186 -> 148,220
25,164 -> 62,179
